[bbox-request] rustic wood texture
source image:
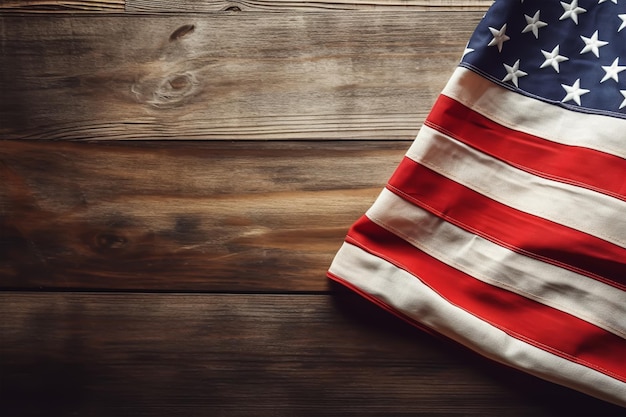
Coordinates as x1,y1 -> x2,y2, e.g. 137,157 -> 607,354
0,139 -> 405,291
0,0 -> 124,12
0,0 -> 492,13
3,5 -> 622,416
0,12 -> 481,140
128,0 -> 492,12
2,291 -> 624,417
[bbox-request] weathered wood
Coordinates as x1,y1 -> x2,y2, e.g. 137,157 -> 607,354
0,0 -> 124,12
4,4 -> 622,416
0,0 -> 493,13
0,140 -> 406,291
0,12 -> 481,140
128,0 -> 492,12
2,291 -> 623,417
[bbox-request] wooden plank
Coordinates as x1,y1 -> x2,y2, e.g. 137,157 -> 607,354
0,12 -> 481,140
0,0 -> 124,12
0,0 -> 493,13
1,291 -> 623,416
0,140 -> 406,291
128,0 -> 492,12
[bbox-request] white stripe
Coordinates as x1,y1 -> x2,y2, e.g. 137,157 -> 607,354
443,67 -> 626,160
406,125 -> 626,248
366,188 -> 626,338
328,243 -> 626,408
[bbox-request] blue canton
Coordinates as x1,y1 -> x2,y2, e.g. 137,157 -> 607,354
461,0 -> 626,117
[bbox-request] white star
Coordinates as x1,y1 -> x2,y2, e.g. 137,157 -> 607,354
522,10 -> 548,38
580,30 -> 609,57
620,91 -> 626,109
601,58 -> 626,82
541,45 -> 569,73
619,14 -> 626,31
488,24 -> 510,52
463,47 -> 474,58
502,60 -> 528,87
561,79 -> 590,105
598,0 -> 617,3
560,0 -> 587,24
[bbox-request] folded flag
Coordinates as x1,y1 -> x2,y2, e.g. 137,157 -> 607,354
328,0 -> 626,407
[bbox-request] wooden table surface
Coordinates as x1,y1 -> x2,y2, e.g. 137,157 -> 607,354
1,1 -> 624,416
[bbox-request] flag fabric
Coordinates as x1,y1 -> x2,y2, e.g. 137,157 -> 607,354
327,0 -> 626,407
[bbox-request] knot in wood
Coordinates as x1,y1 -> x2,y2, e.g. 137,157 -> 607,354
95,233 -> 128,251
132,71 -> 200,109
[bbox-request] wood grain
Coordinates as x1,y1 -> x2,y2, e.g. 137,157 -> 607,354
0,0 -> 124,12
0,140 -> 406,291
3,4 -> 623,416
0,0 -> 492,13
0,12 -> 481,140
128,0 -> 492,12
2,291 -> 623,417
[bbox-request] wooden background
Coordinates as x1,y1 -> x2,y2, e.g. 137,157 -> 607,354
1,1 -> 624,416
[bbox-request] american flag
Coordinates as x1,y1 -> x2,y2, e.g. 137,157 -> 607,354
328,0 -> 626,407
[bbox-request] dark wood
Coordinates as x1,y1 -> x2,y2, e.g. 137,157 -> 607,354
2,290 -> 623,417
2,5 -> 623,416
0,12 -> 481,140
0,139 -> 406,291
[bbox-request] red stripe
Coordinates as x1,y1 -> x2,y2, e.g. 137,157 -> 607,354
387,158 -> 626,290
346,216 -> 626,382
427,95 -> 626,201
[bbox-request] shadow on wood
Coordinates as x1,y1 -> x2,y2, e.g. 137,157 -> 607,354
328,279 -> 626,417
